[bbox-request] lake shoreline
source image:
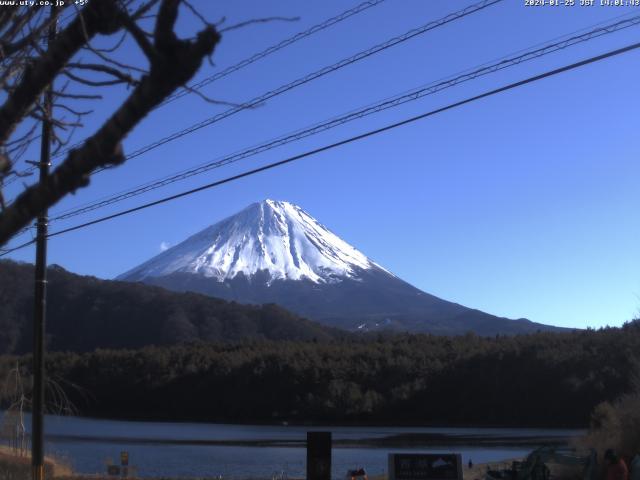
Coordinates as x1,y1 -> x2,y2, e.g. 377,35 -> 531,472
69,413 -> 588,430
41,432 -> 573,448
1,412 -> 584,479
24,409 -> 587,430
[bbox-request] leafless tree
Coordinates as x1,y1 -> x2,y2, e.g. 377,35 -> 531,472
0,0 -> 223,246
0,362 -> 29,455
1,362 -> 81,454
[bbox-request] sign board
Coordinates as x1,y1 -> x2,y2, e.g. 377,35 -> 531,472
307,431 -> 332,480
107,465 -> 121,476
120,451 -> 129,466
388,454 -> 463,480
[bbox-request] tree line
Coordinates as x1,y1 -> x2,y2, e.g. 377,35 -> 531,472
2,321 -> 639,427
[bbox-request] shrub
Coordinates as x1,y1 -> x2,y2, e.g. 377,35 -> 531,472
579,392 -> 640,460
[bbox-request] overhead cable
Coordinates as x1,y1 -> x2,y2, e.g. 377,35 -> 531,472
3,38 -> 638,256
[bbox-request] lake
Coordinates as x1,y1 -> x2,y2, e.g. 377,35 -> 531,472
1,412 -> 584,479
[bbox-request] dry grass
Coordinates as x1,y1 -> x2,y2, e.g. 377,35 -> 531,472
0,444 -> 73,479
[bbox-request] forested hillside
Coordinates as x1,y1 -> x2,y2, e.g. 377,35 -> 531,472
2,322 -> 638,427
0,260 -> 336,353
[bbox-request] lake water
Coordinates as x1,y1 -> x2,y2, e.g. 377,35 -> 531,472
1,412 -> 584,479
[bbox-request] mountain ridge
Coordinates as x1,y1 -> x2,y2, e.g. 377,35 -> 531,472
0,260 -> 338,354
119,199 -> 564,335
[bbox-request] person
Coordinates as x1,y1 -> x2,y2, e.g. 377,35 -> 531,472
469,460 -> 473,469
604,449 -> 629,480
630,454 -> 640,480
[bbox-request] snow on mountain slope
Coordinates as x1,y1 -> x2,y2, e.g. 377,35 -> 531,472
119,199 -> 391,285
118,199 -> 564,335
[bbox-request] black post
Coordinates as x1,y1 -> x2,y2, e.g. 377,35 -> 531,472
307,431 -> 331,480
32,10 -> 56,480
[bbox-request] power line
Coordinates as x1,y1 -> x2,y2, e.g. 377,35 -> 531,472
161,0 -> 387,107
3,39 -> 638,257
44,0 -> 388,164
0,237 -> 36,257
4,0 -> 501,189
6,5 -> 635,194
46,13 -> 640,224
51,0 -> 503,181
117,0 -> 503,162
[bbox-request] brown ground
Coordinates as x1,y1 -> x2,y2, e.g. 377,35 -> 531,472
0,444 -> 73,478
464,459 -> 519,480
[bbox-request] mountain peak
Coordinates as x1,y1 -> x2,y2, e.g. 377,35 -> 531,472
117,200 -> 560,336
260,198 -> 289,207
119,200 -> 387,285
248,198 -> 291,210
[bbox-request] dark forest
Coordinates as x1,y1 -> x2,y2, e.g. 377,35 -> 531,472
2,322 -> 638,427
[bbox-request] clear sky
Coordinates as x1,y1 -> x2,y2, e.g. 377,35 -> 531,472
4,0 -> 640,329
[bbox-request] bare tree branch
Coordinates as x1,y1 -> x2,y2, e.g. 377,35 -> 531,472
53,90 -> 103,100
0,1 -> 221,245
120,12 -> 159,62
53,103 -> 93,117
0,8 -> 60,60
0,0 -> 123,145
69,62 -> 139,84
183,0 -> 211,28
130,0 -> 163,21
62,68 -> 138,87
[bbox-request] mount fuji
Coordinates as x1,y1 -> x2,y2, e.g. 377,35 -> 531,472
118,199 -> 559,335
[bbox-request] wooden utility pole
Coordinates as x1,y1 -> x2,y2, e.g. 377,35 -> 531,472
32,9 -> 56,480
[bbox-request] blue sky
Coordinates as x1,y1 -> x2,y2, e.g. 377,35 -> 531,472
4,0 -> 640,329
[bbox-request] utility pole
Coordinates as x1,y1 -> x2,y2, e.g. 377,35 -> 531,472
32,9 -> 56,480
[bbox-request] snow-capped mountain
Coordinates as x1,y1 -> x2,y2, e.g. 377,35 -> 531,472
120,199 -> 390,285
119,200 -> 562,335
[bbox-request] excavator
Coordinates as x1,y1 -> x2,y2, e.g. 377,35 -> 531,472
485,446 -> 598,480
